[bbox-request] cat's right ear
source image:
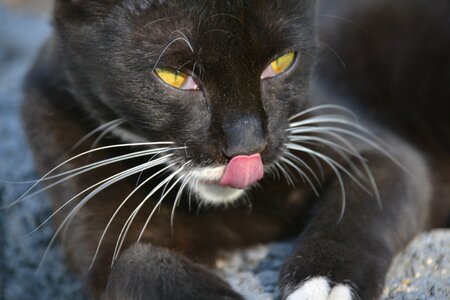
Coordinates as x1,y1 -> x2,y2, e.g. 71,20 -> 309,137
54,0 -> 89,21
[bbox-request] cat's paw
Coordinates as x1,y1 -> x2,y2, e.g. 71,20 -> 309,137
103,244 -> 243,300
286,277 -> 355,300
279,239 -> 387,300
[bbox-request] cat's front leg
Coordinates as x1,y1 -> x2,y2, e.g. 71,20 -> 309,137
102,243 -> 243,300
279,150 -> 431,300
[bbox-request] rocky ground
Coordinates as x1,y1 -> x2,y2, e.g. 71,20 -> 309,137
0,3 -> 449,300
219,231 -> 450,300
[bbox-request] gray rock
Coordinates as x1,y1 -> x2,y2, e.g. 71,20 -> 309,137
382,230 -> 450,300
218,231 -> 450,300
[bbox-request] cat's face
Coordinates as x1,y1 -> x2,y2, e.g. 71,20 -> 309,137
54,0 -> 317,204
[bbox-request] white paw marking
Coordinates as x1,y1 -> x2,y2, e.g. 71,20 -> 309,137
328,284 -> 353,299
286,277 -> 355,300
286,277 -> 330,300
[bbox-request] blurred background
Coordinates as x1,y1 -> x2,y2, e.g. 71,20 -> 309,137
1,0 -> 52,12
0,1 -> 449,300
0,1 -> 85,299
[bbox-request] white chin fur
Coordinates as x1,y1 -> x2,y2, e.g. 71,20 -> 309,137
187,166 -> 246,205
194,181 -> 245,205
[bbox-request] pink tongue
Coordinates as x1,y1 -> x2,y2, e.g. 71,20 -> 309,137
220,154 -> 264,189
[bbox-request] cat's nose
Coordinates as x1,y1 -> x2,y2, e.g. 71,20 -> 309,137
222,114 -> 267,159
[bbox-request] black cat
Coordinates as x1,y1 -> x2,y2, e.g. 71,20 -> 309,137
21,0 -> 449,299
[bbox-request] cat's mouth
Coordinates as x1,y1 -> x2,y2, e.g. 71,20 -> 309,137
186,154 -> 265,205
219,154 -> 264,189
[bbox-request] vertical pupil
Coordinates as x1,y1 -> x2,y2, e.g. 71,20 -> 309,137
273,58 -> 283,73
275,58 -> 280,68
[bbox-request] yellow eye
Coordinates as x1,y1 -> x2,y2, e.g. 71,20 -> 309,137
155,68 -> 198,90
261,52 -> 296,79
270,52 -> 296,75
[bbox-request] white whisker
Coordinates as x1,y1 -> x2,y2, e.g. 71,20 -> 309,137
309,153 -> 325,182
312,126 -> 407,174
286,143 -> 373,197
87,161 -> 176,271
112,162 -> 190,264
170,30 -> 194,52
27,155 -> 174,237
36,155 -> 171,273
134,153 -> 160,188
319,14 -> 369,34
289,118 -> 383,207
6,142 -> 174,209
280,156 -> 320,196
187,177 -> 196,211
287,143 -> 347,222
274,161 -> 295,187
289,135 -> 367,180
288,104 -> 357,121
265,160 -> 281,181
284,151 -> 322,188
193,177 -> 200,210
70,119 -> 124,151
88,121 -> 126,154
289,115 -> 393,153
143,15 -> 179,28
152,37 -> 194,72
171,175 -> 190,233
2,148 -> 166,186
137,167 -> 189,242
320,41 -> 347,68
289,114 -> 355,128
8,147 -> 179,209
290,131 -> 381,207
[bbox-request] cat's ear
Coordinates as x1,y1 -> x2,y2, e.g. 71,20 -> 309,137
54,0 -> 90,20
54,0 -> 116,20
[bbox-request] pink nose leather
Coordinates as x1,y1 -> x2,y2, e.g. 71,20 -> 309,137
220,154 -> 264,189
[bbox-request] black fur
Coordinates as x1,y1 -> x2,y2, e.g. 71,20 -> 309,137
317,0 -> 450,152
103,244 -> 243,300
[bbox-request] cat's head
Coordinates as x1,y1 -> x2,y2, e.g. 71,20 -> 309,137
53,0 -> 318,204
